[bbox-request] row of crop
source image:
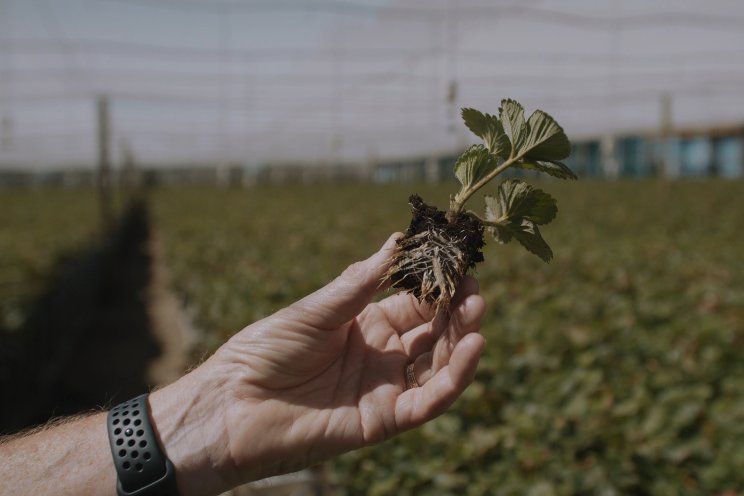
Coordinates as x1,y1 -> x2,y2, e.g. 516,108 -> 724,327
3,181 -> 741,493
151,180 -> 744,495
0,189 -> 101,334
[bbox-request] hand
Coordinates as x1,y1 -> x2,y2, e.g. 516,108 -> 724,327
151,233 -> 486,494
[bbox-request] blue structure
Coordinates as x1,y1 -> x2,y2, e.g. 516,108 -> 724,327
568,141 -> 601,177
567,126 -> 744,179
714,136 -> 743,178
617,137 -> 647,177
371,125 -> 744,182
680,137 -> 712,177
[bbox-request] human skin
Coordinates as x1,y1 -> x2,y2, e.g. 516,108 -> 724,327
0,233 -> 486,496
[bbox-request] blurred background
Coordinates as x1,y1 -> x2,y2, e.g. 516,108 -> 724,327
2,0 -> 744,179
1,1 -> 743,495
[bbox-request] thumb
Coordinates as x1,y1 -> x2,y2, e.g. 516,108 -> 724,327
289,232 -> 402,329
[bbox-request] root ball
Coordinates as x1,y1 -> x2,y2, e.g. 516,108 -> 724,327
387,195 -> 484,308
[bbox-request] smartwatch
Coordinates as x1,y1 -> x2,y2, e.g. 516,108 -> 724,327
107,394 -> 180,496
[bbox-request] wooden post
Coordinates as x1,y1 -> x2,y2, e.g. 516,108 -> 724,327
600,134 -> 619,179
659,93 -> 675,179
97,95 -> 113,235
0,114 -> 13,152
121,139 -> 139,201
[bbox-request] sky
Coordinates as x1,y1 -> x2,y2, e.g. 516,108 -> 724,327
1,0 -> 744,169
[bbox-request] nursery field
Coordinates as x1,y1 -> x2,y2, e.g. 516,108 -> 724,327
151,180 -> 744,495
2,180 -> 743,494
0,188 -> 100,333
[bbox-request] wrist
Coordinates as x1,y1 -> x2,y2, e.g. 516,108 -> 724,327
147,361 -> 236,496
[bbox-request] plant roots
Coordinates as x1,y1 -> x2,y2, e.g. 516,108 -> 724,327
386,195 -> 484,309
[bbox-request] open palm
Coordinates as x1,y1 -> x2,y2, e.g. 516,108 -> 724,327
212,234 -> 485,482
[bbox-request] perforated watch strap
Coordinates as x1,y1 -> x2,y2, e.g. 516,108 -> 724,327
107,394 -> 180,496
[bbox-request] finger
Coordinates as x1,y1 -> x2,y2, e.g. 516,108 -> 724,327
399,308 -> 447,358
374,291 -> 436,335
379,275 -> 479,337
403,292 -> 485,373
450,276 -> 480,309
445,289 -> 486,344
289,232 -> 402,329
432,293 -> 485,376
395,332 -> 485,431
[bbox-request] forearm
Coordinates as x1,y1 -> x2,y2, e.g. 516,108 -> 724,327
0,360 -> 238,496
0,412 -> 115,496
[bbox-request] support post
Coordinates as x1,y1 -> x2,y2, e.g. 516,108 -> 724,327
97,95 -> 113,235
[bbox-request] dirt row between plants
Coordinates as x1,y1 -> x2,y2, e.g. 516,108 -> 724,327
145,230 -> 198,386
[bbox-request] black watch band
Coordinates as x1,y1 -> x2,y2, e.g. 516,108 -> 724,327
107,394 -> 180,496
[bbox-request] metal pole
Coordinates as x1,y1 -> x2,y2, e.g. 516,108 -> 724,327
97,95 -> 113,235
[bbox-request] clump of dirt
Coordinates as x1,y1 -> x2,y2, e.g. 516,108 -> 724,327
387,195 -> 484,308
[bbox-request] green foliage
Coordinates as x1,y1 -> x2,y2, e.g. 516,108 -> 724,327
150,180 -> 744,495
150,184 -> 420,346
518,159 -> 577,180
486,179 -> 557,226
522,110 -> 571,162
460,99 -> 573,176
5,181 -> 743,494
484,179 -> 557,262
0,189 -> 99,333
329,180 -> 744,495
454,144 -> 498,190
460,108 -> 510,159
456,99 -> 574,261
508,105 -> 575,179
499,99 -> 528,156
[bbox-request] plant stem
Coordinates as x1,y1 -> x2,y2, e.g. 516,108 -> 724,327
447,154 -> 521,222
465,210 -> 506,228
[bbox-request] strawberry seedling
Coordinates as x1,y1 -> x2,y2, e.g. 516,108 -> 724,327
387,99 -> 576,308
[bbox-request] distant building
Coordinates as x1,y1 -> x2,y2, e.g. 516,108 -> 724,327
372,123 -> 743,183
1,124 -> 742,187
567,124 -> 744,179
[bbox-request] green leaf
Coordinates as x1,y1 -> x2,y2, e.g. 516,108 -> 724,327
516,159 -> 578,180
453,144 -> 497,189
461,108 -> 490,137
484,195 -> 513,244
461,108 -> 510,159
488,178 -> 557,224
521,189 -> 558,225
520,109 -> 571,161
483,179 -> 557,262
513,220 -> 553,262
499,99 -> 528,156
